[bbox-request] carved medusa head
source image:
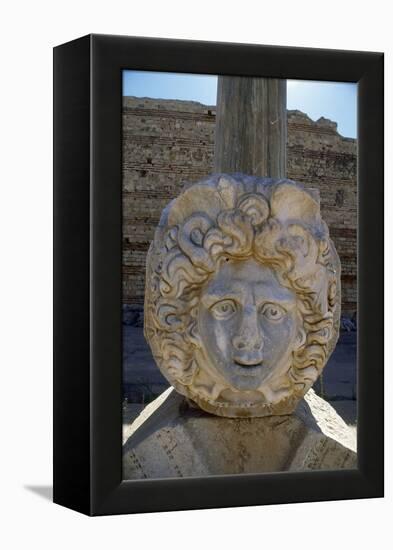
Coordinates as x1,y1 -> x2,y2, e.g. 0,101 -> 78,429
144,175 -> 340,417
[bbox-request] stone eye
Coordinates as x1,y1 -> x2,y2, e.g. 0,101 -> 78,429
210,299 -> 237,320
261,303 -> 285,321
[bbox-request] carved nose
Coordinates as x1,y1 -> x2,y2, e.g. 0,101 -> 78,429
232,307 -> 263,352
232,332 -> 263,351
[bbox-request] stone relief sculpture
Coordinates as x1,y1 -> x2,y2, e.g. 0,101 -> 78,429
123,174 -> 355,479
144,174 -> 340,417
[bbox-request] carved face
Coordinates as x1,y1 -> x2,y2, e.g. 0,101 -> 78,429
144,175 -> 341,417
198,258 -> 303,391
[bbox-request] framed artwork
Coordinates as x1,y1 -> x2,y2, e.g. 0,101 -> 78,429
53,34 -> 383,515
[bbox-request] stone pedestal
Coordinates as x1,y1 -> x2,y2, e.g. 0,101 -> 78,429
123,387 -> 356,480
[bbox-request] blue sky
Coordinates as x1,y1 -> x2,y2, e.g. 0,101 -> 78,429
123,71 -> 357,138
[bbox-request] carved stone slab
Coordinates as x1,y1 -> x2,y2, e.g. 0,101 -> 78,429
123,387 -> 356,479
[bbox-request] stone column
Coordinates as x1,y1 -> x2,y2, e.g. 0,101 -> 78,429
214,77 -> 287,178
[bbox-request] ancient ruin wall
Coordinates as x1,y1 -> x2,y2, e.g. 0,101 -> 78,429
123,97 -> 357,314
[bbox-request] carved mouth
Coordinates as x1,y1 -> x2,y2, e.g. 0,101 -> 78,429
233,358 -> 264,368
232,359 -> 265,377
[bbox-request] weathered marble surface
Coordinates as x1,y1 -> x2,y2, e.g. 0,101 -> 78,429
123,387 -> 356,479
144,174 -> 341,417
214,77 -> 287,178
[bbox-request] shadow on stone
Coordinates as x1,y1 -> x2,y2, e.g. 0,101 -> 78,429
327,400 -> 357,425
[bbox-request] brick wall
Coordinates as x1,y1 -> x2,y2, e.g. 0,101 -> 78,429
123,97 -> 357,314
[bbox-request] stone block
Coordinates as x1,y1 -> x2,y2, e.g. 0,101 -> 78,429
123,387 -> 356,479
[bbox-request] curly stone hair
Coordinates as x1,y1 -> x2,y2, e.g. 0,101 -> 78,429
144,174 -> 340,417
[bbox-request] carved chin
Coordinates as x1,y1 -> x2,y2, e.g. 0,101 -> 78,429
183,350 -> 294,414
223,362 -> 274,391
186,379 -> 300,419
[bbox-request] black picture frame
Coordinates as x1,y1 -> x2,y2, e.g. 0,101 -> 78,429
53,33 -> 384,516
